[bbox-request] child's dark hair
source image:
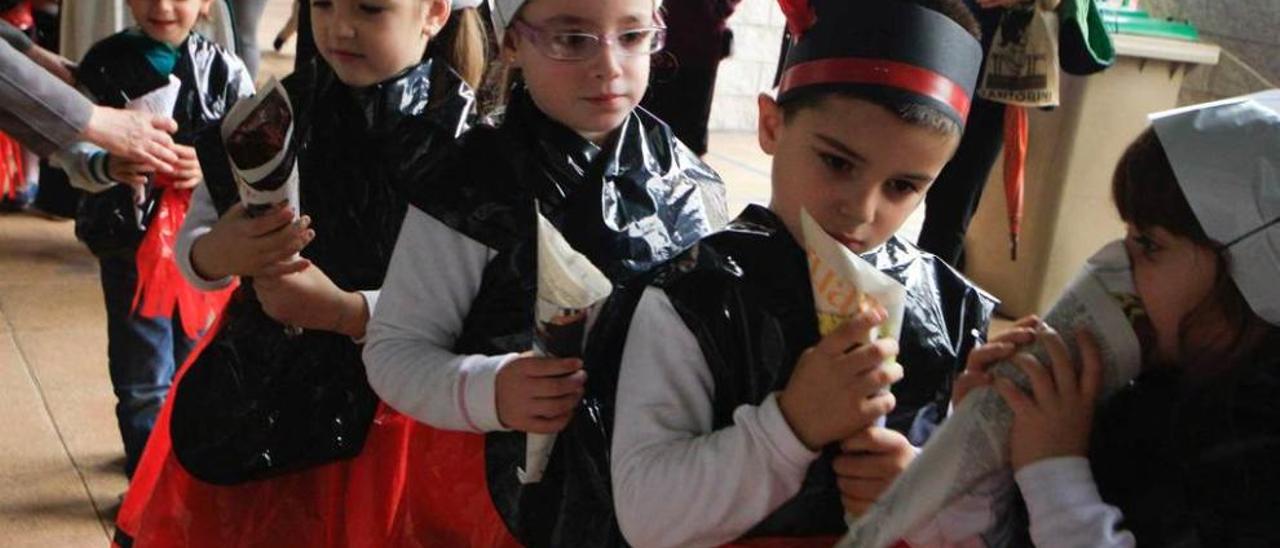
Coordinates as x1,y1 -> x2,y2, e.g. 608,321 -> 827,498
778,0 -> 981,135
1112,128 -> 1280,375
427,7 -> 489,90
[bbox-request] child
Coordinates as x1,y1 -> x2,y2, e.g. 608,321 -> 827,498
605,0 -> 996,545
361,0 -> 727,545
51,0 -> 252,479
111,1 -> 489,546
955,92 -> 1280,546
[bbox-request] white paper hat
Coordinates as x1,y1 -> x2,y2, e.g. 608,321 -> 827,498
452,0 -> 484,9
486,0 -> 663,42
489,0 -> 526,41
1150,90 -> 1280,326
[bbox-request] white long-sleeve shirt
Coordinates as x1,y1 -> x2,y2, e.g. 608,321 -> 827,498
1015,457 -> 1136,548
174,181 -> 380,319
905,457 -> 1136,548
610,287 -> 821,548
362,205 -> 519,433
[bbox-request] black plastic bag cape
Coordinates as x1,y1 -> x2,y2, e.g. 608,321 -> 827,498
168,58 -> 475,485
1088,355 -> 1280,545
74,30 -> 252,257
582,205 -> 997,541
401,86 -> 727,547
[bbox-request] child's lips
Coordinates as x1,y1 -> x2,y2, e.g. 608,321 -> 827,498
328,49 -> 364,62
584,93 -> 626,106
827,231 -> 867,252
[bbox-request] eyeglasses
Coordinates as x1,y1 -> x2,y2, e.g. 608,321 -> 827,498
511,19 -> 666,61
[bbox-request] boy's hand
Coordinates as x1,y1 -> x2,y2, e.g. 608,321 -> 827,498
778,309 -> 903,451
167,145 -> 203,190
105,154 -> 154,203
255,266 -> 368,338
995,328 -> 1103,471
834,427 -> 916,517
190,203 -> 312,280
952,315 -> 1041,406
496,356 -> 587,434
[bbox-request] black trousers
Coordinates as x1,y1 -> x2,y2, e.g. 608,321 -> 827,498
917,96 -> 1007,269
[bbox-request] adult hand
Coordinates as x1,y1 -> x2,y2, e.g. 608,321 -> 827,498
190,203 -> 312,280
995,328 -> 1103,471
834,427 -> 917,517
952,315 -> 1042,406
82,105 -> 180,172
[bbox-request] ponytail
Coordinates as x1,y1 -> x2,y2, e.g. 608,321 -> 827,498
430,7 -> 489,90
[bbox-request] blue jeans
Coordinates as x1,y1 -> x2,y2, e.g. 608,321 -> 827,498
99,255 -> 195,477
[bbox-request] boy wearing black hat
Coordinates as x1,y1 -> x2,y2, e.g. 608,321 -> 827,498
607,0 -> 997,545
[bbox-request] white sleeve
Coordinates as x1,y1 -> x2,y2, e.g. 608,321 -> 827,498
1015,457 -> 1136,548
175,182 -> 236,291
611,287 -> 821,548
49,141 -> 115,192
363,206 -> 519,433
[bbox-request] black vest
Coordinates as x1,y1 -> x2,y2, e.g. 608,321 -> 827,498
168,59 -> 475,484
74,31 -> 251,257
405,88 -> 727,547
593,205 -> 996,540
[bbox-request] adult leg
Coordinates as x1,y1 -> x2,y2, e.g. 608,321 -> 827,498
99,255 -> 179,477
230,0 -> 268,78
917,97 -> 1007,268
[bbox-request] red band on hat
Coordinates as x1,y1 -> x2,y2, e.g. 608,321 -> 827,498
779,58 -> 971,121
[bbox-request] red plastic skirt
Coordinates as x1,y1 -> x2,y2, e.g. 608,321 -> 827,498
115,322 -> 521,547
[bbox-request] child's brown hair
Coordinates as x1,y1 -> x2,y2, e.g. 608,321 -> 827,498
428,6 -> 488,90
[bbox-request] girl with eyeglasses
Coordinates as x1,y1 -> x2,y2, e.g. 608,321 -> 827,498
362,0 -> 727,545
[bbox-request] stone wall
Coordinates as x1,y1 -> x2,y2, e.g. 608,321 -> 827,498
1115,0 -> 1276,104
707,1 -> 786,131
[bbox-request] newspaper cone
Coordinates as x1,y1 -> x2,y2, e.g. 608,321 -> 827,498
800,208 -> 906,345
220,77 -> 299,217
839,240 -> 1148,548
123,74 -> 182,224
517,212 -> 613,484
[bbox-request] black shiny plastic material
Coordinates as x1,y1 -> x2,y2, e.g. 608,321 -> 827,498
1089,356 -> 1280,545
405,87 -> 727,547
74,31 -> 252,257
169,58 -> 475,485
582,205 -> 997,541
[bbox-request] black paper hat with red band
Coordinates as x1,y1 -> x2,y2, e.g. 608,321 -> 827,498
776,0 -> 984,128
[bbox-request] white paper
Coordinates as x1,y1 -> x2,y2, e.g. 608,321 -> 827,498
838,240 -> 1146,548
518,212 -> 613,484
123,74 -> 182,225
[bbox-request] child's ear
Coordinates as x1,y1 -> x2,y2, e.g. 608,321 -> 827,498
422,0 -> 451,37
757,92 -> 783,156
199,0 -> 215,19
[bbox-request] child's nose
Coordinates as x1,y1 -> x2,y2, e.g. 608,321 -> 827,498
839,185 -> 879,226
590,42 -> 625,80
